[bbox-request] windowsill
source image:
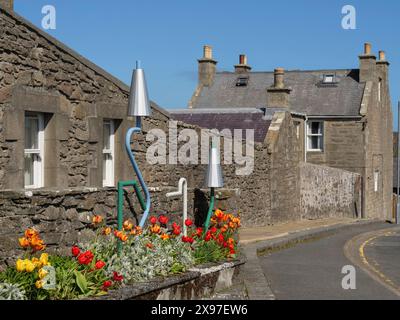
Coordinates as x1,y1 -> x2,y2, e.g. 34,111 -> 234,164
307,150 -> 324,153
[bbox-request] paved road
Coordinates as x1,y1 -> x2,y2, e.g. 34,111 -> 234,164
260,223 -> 400,300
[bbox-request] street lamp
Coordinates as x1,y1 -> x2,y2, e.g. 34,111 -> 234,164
204,143 -> 224,231
125,61 -> 152,228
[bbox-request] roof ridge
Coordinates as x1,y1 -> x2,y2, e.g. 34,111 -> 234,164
0,5 -> 170,118
217,68 -> 357,74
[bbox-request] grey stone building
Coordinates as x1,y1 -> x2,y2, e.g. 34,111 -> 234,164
172,44 -> 393,220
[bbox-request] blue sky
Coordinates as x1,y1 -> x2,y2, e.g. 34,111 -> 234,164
14,0 -> 400,129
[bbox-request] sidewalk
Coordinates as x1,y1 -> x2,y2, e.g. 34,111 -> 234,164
240,217 -> 358,245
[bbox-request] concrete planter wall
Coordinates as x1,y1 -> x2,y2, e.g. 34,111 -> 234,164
89,258 -> 245,300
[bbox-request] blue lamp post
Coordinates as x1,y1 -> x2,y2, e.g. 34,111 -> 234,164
125,61 -> 152,228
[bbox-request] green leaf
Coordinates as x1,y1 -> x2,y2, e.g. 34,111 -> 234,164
74,270 -> 88,294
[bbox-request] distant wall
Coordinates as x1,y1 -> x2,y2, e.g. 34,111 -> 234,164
300,162 -> 362,220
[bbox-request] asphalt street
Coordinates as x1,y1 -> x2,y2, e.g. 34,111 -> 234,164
260,222 -> 400,300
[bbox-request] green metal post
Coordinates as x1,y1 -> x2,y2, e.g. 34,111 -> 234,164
117,180 -> 144,255
204,187 -> 215,232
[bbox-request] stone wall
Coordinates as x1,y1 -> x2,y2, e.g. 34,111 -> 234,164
299,163 -> 362,220
0,187 -> 240,266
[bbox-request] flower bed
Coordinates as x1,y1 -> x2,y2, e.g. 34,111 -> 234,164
0,209 -> 240,300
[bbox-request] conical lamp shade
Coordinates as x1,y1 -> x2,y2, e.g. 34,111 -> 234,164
205,145 -> 224,188
128,61 -> 151,117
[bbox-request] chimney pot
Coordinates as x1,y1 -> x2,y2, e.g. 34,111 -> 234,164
234,54 -> 251,73
364,43 -> 372,55
203,45 -> 213,60
379,51 -> 386,61
239,54 -> 247,65
274,68 -> 285,89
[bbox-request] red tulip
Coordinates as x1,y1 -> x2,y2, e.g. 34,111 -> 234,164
95,260 -> 106,269
71,246 -> 80,257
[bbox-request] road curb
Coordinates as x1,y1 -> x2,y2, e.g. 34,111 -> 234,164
240,219 -> 384,300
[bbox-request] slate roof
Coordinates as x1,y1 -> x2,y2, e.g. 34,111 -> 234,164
170,108 -> 278,143
192,69 -> 365,117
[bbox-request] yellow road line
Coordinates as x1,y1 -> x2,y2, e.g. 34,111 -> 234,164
359,231 -> 397,289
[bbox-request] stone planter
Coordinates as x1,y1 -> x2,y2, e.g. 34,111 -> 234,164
88,257 -> 246,300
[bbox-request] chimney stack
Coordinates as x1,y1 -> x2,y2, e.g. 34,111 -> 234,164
0,0 -> 13,10
234,54 -> 252,73
359,42 -> 376,82
267,68 -> 291,108
198,45 -> 217,87
377,49 -> 390,86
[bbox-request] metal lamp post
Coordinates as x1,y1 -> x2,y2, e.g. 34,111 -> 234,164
125,60 -> 152,228
166,178 -> 188,236
204,143 -> 224,231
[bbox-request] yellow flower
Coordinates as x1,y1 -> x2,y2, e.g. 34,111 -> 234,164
35,280 -> 43,289
102,227 -> 112,236
16,259 -> 26,272
25,259 -> 36,273
39,253 -> 49,266
38,268 -> 48,279
32,257 -> 41,268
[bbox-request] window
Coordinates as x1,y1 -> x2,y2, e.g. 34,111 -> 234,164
103,119 -> 115,187
323,74 -> 335,83
374,171 -> 380,192
294,121 -> 301,139
307,121 -> 324,151
378,79 -> 382,102
24,113 -> 44,188
236,76 -> 249,87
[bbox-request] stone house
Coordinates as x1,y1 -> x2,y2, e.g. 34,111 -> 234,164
172,44 -> 393,220
0,2 -> 366,264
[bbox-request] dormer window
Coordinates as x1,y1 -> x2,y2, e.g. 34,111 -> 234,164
236,76 -> 249,87
323,74 -> 335,83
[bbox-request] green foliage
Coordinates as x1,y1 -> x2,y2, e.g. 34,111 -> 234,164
0,282 -> 26,300
0,266 -> 48,300
193,239 -> 230,264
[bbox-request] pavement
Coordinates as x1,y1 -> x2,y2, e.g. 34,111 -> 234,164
235,218 -> 400,300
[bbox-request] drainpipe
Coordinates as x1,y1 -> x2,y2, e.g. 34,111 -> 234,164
304,115 -> 308,163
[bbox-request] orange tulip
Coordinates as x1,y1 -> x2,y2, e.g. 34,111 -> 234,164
18,237 -> 30,248
24,228 -> 38,239
102,227 -> 112,236
92,215 -> 103,225
160,233 -> 170,241
123,220 -> 133,231
150,225 -> 161,234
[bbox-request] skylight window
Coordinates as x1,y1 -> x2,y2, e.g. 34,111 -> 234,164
323,74 -> 335,83
236,76 -> 249,87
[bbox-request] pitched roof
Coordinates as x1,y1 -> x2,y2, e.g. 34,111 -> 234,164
170,108 -> 277,143
192,69 -> 365,117
0,5 -> 170,118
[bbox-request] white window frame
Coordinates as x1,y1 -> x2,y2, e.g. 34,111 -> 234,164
102,119 -> 115,187
307,121 -> 324,152
24,113 -> 44,189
